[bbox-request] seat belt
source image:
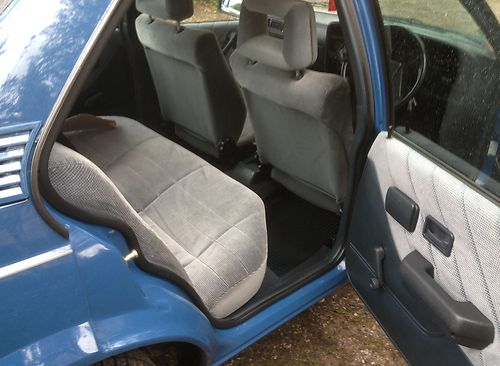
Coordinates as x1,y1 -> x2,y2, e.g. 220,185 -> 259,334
57,114 -> 117,150
62,114 -> 117,132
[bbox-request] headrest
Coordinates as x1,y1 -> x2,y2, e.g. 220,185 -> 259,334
136,0 -> 194,22
237,0 -> 317,71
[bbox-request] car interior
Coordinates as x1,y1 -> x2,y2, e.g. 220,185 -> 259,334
41,0 -> 354,324
39,0 -> 500,327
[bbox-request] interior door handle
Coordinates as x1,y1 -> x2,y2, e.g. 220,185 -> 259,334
423,216 -> 454,256
400,251 -> 494,349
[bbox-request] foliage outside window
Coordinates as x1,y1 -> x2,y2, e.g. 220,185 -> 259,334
188,0 -> 237,22
379,0 -> 499,46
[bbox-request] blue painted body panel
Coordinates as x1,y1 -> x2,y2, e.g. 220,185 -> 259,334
0,0 -> 112,126
354,1 -> 388,132
0,0 -> 385,364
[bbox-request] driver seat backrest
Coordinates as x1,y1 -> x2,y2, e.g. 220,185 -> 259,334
230,0 -> 353,212
135,0 -> 247,157
438,54 -> 500,170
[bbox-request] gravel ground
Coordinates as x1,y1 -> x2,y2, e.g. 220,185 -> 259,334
225,285 -> 406,366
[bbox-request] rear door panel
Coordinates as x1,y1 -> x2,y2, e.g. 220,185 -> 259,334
347,132 -> 500,365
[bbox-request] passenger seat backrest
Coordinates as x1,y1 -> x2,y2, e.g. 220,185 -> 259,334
135,0 -> 247,157
231,0 -> 352,212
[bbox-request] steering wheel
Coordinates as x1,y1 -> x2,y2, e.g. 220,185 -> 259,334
388,25 -> 427,108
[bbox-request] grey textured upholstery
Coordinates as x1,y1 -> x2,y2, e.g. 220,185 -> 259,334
238,0 -> 317,71
47,143 -> 191,281
135,0 -> 247,157
136,0 -> 193,22
231,0 -> 352,212
369,132 -> 500,365
50,116 -> 267,318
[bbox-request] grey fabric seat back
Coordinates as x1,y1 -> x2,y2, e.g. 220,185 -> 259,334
135,0 -> 246,156
230,0 -> 352,212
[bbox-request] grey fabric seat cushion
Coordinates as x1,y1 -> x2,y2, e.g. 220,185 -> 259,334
57,116 -> 267,318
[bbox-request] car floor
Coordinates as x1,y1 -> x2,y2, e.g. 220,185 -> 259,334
258,184 -> 339,277
225,178 -> 341,315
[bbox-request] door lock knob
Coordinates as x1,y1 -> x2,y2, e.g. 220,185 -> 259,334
370,246 -> 385,289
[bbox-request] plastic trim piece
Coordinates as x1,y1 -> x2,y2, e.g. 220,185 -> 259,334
422,216 -> 454,257
385,186 -> 419,232
0,122 -> 41,206
0,245 -> 72,280
400,251 -> 494,350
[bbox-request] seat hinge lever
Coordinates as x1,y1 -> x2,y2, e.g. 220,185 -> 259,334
370,246 -> 385,289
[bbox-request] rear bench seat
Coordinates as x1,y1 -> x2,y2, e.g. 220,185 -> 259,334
45,116 -> 268,318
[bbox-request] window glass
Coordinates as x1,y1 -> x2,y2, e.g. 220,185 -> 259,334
221,0 -> 336,17
379,0 -> 489,45
379,0 -> 500,197
0,0 -> 13,14
306,1 -> 332,13
487,0 -> 500,20
187,0 -> 237,23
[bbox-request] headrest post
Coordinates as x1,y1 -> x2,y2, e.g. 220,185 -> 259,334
295,70 -> 305,80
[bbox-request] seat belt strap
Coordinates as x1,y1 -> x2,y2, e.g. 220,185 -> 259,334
62,114 -> 117,132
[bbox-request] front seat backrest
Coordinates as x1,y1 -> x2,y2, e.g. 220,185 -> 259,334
231,0 -> 352,213
135,0 -> 246,157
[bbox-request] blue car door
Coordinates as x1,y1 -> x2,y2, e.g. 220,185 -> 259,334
347,0 -> 500,365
